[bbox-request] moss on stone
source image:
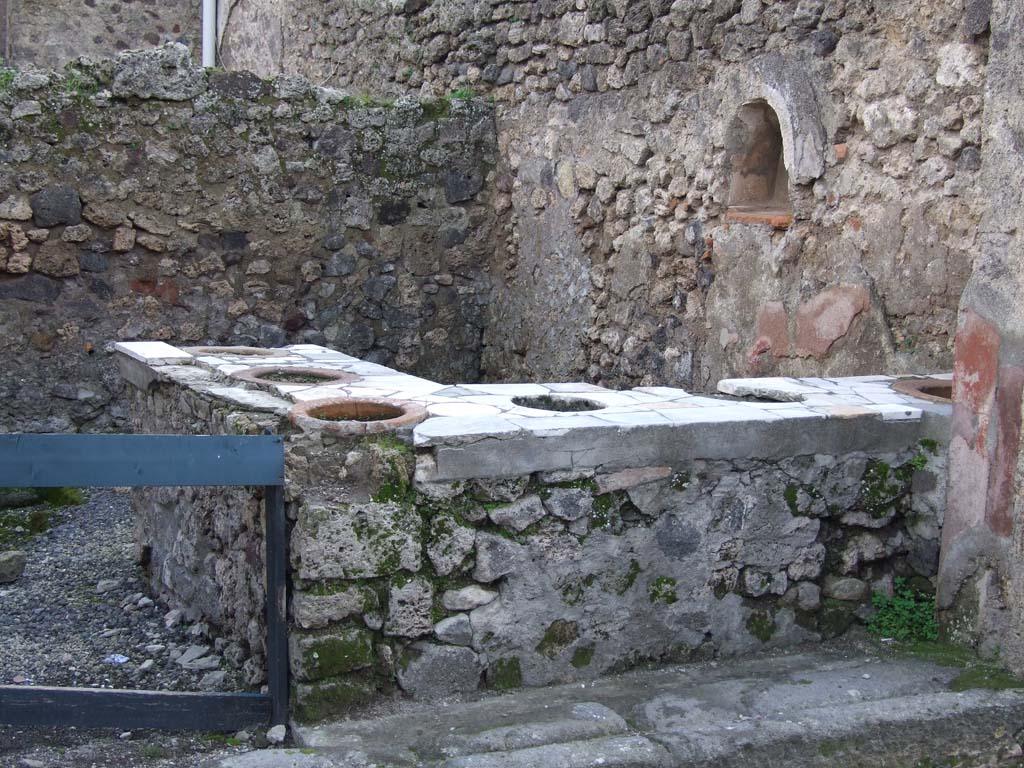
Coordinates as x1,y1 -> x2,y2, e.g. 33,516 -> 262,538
949,665 -> 1024,692
615,559 -> 642,595
591,492 -> 625,532
298,628 -> 375,680
0,489 -> 73,546
571,645 -> 595,668
859,459 -> 910,518
784,483 -> 821,516
293,675 -> 379,722
670,471 -> 691,491
895,640 -> 974,667
649,576 -> 679,605
420,97 -> 452,120
784,483 -> 799,514
369,435 -> 413,455
919,438 -> 939,455
892,640 -> 1024,692
746,609 -> 777,642
489,657 -> 522,690
819,598 -> 857,638
536,619 -> 580,658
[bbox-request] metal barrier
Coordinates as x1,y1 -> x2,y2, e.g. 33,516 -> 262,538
0,433 -> 288,730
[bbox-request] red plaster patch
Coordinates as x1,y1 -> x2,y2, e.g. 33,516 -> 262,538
131,278 -> 180,305
793,285 -> 869,359
985,364 -> 1024,538
953,309 -> 1000,418
756,301 -> 789,357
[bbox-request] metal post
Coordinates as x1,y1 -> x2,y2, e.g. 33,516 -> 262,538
264,483 -> 288,726
201,0 -> 217,68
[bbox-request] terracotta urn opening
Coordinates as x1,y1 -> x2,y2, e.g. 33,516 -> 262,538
290,397 -> 427,435
891,377 -> 953,404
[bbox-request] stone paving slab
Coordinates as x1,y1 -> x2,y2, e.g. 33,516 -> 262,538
205,646 -> 1024,768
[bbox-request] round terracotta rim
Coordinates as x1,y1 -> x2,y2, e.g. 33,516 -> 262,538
891,377 -> 953,404
185,346 -> 287,357
289,397 -> 427,436
231,366 -> 359,387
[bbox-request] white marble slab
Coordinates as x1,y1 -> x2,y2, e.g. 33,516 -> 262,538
114,341 -> 194,365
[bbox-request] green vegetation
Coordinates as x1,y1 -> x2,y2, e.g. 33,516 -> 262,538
341,92 -> 395,109
536,619 -> 579,658
299,630 -> 374,679
670,471 -> 691,491
746,609 -> 776,642
571,645 -> 595,668
615,559 -> 642,595
784,483 -> 799,514
489,657 -> 523,689
0,68 -> 16,93
139,744 -> 170,760
895,640 -> 1024,692
648,576 -> 679,605
859,459 -> 913,518
868,577 -> 938,642
451,87 -> 476,100
0,488 -> 83,547
949,664 -> 1024,692
292,675 -> 378,721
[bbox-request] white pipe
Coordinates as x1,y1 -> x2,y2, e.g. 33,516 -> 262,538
202,0 -> 217,68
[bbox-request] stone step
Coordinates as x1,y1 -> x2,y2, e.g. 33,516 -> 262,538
207,647 -> 1024,768
437,735 -> 672,768
439,702 -> 629,757
655,688 -> 1024,766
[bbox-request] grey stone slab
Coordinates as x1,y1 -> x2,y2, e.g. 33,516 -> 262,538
425,417 -> 930,481
440,735 -> 672,768
205,386 -> 293,414
397,643 -> 482,698
265,648 -> 1024,768
414,416 -> 524,447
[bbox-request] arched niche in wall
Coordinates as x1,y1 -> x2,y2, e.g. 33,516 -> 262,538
725,100 -> 792,227
716,55 -> 830,229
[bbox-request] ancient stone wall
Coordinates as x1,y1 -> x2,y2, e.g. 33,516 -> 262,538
221,0 -> 988,389
938,0 -> 1024,675
117,342 -> 949,720
1,0 -> 201,68
0,44 -> 496,432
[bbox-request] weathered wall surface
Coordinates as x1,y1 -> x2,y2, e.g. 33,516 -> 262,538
1,0 -> 201,68
0,45 -> 496,432
938,0 -> 1024,674
221,0 -> 988,389
126,371 -> 281,686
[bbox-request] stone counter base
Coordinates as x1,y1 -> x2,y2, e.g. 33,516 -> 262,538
115,342 -> 949,721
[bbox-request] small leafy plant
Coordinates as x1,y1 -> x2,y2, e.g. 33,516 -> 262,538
868,577 -> 938,641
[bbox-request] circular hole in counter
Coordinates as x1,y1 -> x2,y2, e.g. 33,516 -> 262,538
891,378 -> 953,404
511,395 -> 605,412
290,397 -> 427,435
232,366 -> 358,387
186,346 -> 286,357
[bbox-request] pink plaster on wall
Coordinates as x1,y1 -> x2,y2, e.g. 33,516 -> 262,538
793,285 -> 869,359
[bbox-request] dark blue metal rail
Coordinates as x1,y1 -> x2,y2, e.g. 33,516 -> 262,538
0,433 -> 289,730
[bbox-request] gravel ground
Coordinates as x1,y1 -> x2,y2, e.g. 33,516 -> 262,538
0,489 -> 270,768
